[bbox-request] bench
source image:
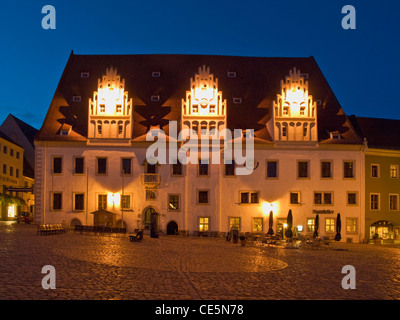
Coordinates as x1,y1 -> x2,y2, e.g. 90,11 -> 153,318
37,224 -> 66,235
74,225 -> 126,236
129,229 -> 144,242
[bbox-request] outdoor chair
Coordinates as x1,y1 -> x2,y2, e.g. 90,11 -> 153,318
129,229 -> 144,242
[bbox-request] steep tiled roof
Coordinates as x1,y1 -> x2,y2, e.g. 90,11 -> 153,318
349,116 -> 400,150
35,52 -> 362,145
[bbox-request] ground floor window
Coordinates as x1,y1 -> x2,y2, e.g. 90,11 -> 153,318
229,217 -> 241,231
52,192 -> 62,210
252,217 -> 263,232
306,218 -> 315,232
121,194 -> 131,210
199,217 -> 209,232
168,194 -> 180,211
370,221 -> 399,240
346,218 -> 357,233
73,193 -> 84,211
325,218 -> 335,233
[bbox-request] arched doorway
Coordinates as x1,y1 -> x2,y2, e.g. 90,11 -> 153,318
167,221 -> 178,235
370,220 -> 399,240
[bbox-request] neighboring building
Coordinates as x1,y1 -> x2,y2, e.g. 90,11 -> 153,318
0,114 -> 38,219
35,53 -> 366,242
350,116 -> 400,243
0,131 -> 25,220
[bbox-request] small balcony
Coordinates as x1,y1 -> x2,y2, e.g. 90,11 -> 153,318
141,174 -> 161,188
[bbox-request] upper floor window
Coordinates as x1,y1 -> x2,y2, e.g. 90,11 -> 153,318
297,161 -> 309,178
122,158 -> 132,175
266,160 -> 278,178
390,165 -> 399,179
240,191 -> 259,204
371,164 -> 380,178
74,157 -> 84,174
97,157 -> 107,175
199,162 -> 209,176
225,161 -> 235,176
344,161 -> 355,179
321,161 -> 332,178
52,157 -> 62,174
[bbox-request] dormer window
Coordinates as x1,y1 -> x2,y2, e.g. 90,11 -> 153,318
330,132 -> 341,140
151,95 -> 160,102
233,97 -> 242,104
152,71 -> 161,78
60,129 -> 69,136
80,72 -> 90,78
72,96 -> 81,102
227,71 -> 236,78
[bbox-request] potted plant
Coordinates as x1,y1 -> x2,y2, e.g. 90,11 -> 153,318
372,233 -> 382,244
240,235 -> 246,246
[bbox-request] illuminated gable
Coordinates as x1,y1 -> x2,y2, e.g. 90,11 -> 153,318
88,66 -> 132,141
270,68 -> 318,142
182,65 -> 227,136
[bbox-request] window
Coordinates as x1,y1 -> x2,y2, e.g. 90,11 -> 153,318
199,217 -> 209,232
152,71 -> 161,78
290,192 -> 300,205
266,161 -> 278,178
81,72 -> 89,78
370,194 -> 380,211
16,152 -> 20,159
325,218 -> 335,233
97,124 -> 102,134
229,217 -> 241,231
198,190 -> 209,204
199,162 -> 209,176
10,149 -> 14,157
72,96 -> 81,102
252,218 -> 263,232
344,161 -> 355,178
298,161 -> 309,178
16,169 -> 19,178
97,157 -> 107,175
371,164 -> 380,178
314,192 -> 333,205
233,97 -> 242,104
168,194 -> 180,211
282,126 -> 287,137
73,193 -> 84,211
122,158 -> 132,175
52,157 -> 62,174
172,162 -> 183,176
74,157 -> 84,174
99,105 -> 105,113
3,146 -> 7,154
347,192 -> 358,205
390,165 -> 399,179
346,218 -> 357,233
321,161 -> 332,178
151,95 -> 160,102
146,190 -> 156,201
240,191 -> 259,204
98,194 -> 107,210
52,192 -> 62,210
2,164 -> 6,174
225,161 -> 235,176
307,218 -> 315,232
116,105 -> 122,113
146,162 -> 157,174
389,194 -> 399,211
121,195 -> 131,210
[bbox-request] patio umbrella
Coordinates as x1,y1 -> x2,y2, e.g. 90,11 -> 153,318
313,214 -> 319,238
285,209 -> 293,238
335,213 -> 342,242
267,211 -> 274,235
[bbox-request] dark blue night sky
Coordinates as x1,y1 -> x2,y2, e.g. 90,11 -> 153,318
0,0 -> 398,129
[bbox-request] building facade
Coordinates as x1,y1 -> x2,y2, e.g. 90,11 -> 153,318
35,53 -> 367,242
0,131 -> 25,220
350,117 -> 400,243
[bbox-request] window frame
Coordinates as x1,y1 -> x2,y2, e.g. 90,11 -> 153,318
320,160 -> 333,179
266,160 -> 279,179
197,190 -> 209,205
343,160 -> 355,179
51,192 -> 62,211
73,193 -> 85,211
389,194 -> 399,211
52,156 -> 63,175
168,194 -> 181,212
297,160 -> 310,179
96,157 -> 108,175
73,156 -> 85,175
370,193 -> 380,211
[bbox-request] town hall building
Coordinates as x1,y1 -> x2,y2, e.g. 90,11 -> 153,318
34,52 -> 367,242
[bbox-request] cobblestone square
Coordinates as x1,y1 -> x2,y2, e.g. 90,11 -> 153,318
1,222 -> 399,300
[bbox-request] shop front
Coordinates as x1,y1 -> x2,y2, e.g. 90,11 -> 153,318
369,220 -> 399,243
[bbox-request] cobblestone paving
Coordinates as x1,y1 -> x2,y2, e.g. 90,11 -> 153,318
1,222 -> 400,300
